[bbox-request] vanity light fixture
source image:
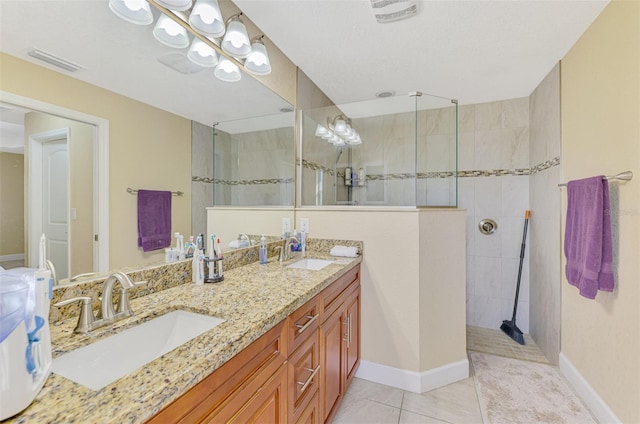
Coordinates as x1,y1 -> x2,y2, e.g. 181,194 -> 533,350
110,2 -> 272,82
214,57 -> 241,82
221,13 -> 252,59
154,0 -> 192,12
153,13 -> 190,48
243,36 -> 271,76
189,0 -> 225,38
108,0 -> 154,25
187,38 -> 219,67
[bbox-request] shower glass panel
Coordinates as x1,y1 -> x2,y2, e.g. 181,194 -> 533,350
301,93 -> 457,207
211,113 -> 295,206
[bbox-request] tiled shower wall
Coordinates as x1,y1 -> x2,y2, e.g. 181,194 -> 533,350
192,121 -> 214,236
458,97 -> 531,332
529,64 -> 561,363
301,102 -> 457,207
192,121 -> 295,217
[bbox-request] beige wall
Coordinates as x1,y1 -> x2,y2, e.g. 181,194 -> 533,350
0,53 -> 192,271
297,208 -> 466,374
418,209 -> 467,370
560,1 -> 640,422
0,152 -> 24,256
206,208 -> 294,250
24,112 -> 94,277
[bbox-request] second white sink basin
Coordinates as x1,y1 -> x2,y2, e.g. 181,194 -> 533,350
53,310 -> 225,390
286,258 -> 334,271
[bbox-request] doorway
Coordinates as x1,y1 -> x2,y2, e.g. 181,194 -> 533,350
28,128 -> 69,278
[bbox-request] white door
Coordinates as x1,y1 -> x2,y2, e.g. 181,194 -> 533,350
42,139 -> 69,279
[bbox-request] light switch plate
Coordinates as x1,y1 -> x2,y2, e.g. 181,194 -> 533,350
300,218 -> 310,233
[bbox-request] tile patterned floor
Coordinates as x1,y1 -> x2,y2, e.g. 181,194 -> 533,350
334,326 -> 593,424
466,325 -> 549,364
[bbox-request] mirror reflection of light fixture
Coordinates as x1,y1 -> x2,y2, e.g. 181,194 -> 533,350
108,0 -> 154,25
187,38 -> 219,67
189,0 -> 225,38
214,57 -> 241,82
221,13 -> 252,59
244,36 -> 271,76
315,115 -> 363,147
315,124 -> 329,137
154,0 -> 193,12
153,13 -> 190,48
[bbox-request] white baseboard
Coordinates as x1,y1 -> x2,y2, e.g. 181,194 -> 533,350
0,253 -> 24,262
559,352 -> 621,424
355,358 -> 469,394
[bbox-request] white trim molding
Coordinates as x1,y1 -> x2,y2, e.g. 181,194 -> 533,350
559,352 -> 621,424
0,90 -> 109,273
0,254 -> 25,262
355,358 -> 469,394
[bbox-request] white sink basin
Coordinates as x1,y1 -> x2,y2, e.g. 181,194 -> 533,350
286,258 -> 334,271
53,310 -> 225,390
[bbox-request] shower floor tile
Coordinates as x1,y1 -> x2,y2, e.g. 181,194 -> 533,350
466,325 -> 549,364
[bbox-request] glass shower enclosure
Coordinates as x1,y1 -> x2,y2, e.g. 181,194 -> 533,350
300,92 -> 458,207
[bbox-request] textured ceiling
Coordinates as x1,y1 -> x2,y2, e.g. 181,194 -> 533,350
234,0 -> 609,105
0,0 -> 609,126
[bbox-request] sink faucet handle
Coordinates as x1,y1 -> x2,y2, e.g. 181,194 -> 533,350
53,296 -> 95,334
116,280 -> 148,316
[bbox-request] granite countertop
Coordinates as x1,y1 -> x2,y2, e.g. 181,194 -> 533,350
8,253 -> 361,423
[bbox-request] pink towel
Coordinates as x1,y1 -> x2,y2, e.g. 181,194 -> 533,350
564,176 -> 614,299
137,190 -> 172,252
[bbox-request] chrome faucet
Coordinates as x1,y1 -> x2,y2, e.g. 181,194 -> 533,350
100,272 -> 135,320
238,233 -> 255,247
53,272 -> 147,333
279,236 -> 300,263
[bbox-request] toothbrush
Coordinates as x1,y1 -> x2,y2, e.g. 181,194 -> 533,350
215,237 -> 223,276
208,234 -> 216,279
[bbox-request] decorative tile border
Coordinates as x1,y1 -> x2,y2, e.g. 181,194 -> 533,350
193,176 -> 293,185
193,156 -> 560,187
301,157 -> 560,181
301,159 -> 336,176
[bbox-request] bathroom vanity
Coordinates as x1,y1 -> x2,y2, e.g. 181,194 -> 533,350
5,249 -> 361,424
147,265 -> 360,423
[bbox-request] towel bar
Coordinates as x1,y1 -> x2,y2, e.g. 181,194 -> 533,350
558,171 -> 633,187
127,187 -> 184,196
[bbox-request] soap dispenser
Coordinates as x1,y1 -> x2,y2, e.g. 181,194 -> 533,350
259,235 -> 267,265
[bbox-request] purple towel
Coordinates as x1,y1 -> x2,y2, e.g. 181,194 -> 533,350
564,176 -> 614,299
137,190 -> 172,252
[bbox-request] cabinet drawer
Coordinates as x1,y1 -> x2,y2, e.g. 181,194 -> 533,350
204,362 -> 288,424
147,319 -> 288,423
288,296 -> 320,355
320,265 -> 359,322
288,329 -> 320,422
295,389 -> 320,424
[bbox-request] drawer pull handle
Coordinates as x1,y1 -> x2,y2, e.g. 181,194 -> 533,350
295,314 -> 318,334
296,365 -> 320,394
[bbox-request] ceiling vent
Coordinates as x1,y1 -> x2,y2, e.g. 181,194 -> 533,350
158,52 -> 206,75
370,0 -> 417,23
27,49 -> 85,73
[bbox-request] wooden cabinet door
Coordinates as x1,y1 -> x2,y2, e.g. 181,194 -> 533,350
320,307 -> 345,423
345,285 -> 360,385
203,363 -> 288,424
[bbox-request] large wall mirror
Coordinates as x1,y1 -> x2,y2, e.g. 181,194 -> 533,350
0,1 -> 295,282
